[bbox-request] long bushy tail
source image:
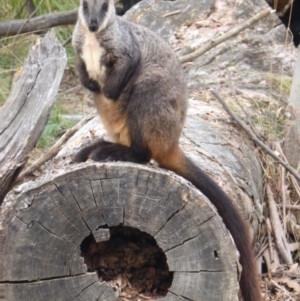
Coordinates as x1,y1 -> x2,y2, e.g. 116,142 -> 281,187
156,146 -> 262,301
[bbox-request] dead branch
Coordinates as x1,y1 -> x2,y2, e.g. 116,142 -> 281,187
211,90 -> 300,182
0,31 -> 67,205
0,8 -> 77,37
266,183 -> 293,265
278,204 -> 300,210
281,166 -> 288,233
179,9 -> 274,63
16,115 -> 94,184
163,10 -> 182,18
266,218 -> 275,264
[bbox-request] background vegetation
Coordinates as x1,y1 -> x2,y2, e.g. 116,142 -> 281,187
0,0 -> 84,148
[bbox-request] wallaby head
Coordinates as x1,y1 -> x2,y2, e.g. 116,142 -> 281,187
78,0 -> 115,33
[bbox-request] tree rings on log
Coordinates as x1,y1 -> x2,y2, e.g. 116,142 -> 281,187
0,162 -> 240,301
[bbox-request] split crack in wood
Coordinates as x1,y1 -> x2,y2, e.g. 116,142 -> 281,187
1,164 -> 241,300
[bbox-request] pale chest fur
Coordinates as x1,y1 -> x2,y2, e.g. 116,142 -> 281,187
81,32 -> 106,83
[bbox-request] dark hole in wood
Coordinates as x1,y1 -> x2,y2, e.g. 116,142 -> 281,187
261,261 -> 268,274
80,225 -> 173,300
214,250 -> 219,260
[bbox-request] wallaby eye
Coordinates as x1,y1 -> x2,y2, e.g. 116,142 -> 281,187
102,2 -> 108,10
83,1 -> 88,9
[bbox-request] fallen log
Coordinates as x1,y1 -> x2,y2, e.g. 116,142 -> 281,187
0,14 -> 264,301
0,162 -> 240,301
0,106 -> 263,300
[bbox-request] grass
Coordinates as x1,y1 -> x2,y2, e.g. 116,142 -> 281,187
267,73 -> 292,96
37,104 -> 75,149
1,0 -> 79,147
0,0 -> 78,103
1,0 -> 78,20
0,0 -> 79,105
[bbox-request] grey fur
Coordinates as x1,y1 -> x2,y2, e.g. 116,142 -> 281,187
72,0 -> 187,152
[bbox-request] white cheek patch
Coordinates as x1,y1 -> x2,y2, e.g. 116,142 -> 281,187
81,31 -> 107,83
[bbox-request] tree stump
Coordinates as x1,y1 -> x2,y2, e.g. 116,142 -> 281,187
0,162 -> 240,301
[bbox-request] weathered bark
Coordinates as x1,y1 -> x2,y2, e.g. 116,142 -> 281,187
283,47 -> 300,168
0,31 -> 67,204
0,163 -> 240,301
0,101 -> 263,300
289,48 -> 300,109
0,9 -> 77,37
0,1 -> 266,299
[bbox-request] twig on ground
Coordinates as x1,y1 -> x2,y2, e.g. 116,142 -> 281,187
281,165 -> 288,233
179,8 -> 274,63
264,279 -> 267,301
278,204 -> 300,210
255,238 -> 269,260
266,218 -> 275,263
266,183 -> 293,265
288,242 -> 300,252
16,115 -> 94,183
270,279 -> 290,296
163,10 -> 182,18
211,90 -> 300,182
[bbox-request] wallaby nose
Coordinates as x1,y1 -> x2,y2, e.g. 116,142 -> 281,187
89,20 -> 98,32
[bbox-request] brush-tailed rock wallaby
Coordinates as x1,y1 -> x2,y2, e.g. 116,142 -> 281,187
72,1 -> 262,300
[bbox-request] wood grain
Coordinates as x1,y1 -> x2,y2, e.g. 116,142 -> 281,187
0,31 -> 67,204
0,162 -> 240,300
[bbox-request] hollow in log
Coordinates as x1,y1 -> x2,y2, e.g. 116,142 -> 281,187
0,163 -> 240,301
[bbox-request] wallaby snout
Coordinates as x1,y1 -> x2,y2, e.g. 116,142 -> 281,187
89,19 -> 98,32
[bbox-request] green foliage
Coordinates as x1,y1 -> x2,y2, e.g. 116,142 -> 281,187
0,1 -> 82,148
0,0 -> 79,148
37,104 -> 75,149
1,0 -> 78,20
0,0 -> 78,104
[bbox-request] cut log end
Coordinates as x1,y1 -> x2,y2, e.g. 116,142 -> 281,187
0,162 -> 240,301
